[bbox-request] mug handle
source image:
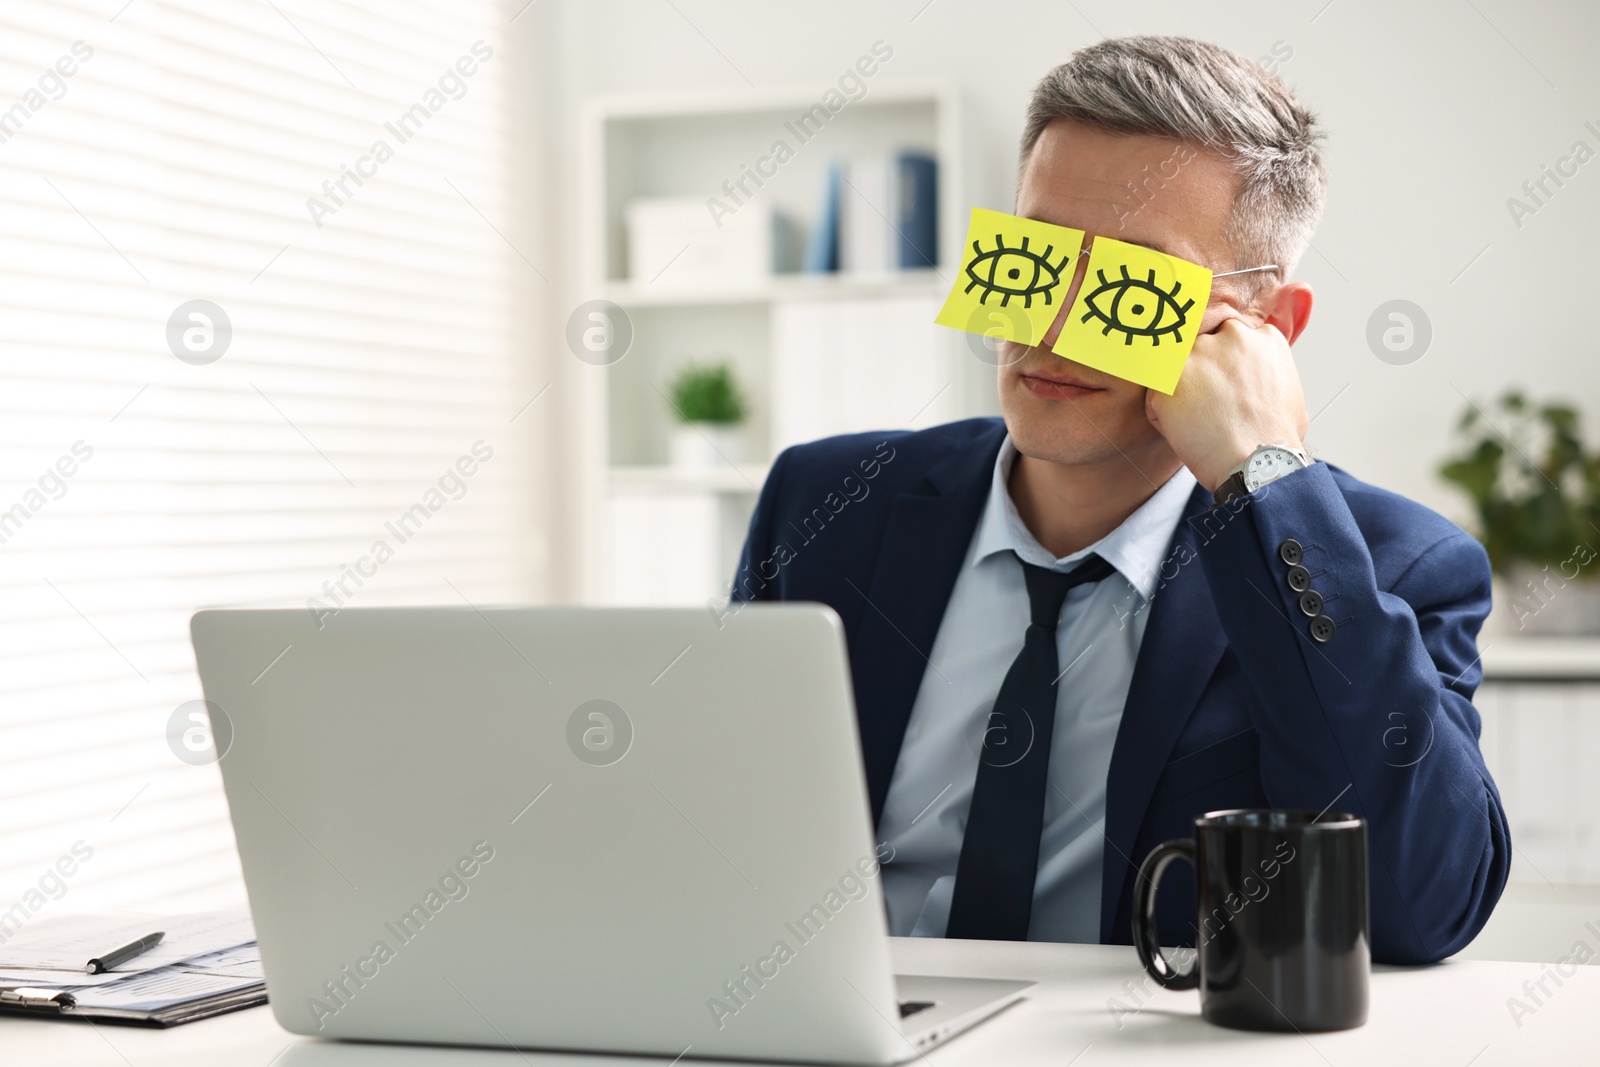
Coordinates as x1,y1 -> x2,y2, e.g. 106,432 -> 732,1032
1132,838 -> 1200,990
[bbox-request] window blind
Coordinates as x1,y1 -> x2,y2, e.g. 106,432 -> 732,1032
0,0 -> 524,923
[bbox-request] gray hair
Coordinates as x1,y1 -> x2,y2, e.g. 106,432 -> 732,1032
1020,35 -> 1327,280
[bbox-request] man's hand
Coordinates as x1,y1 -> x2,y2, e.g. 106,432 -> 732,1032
1145,318 -> 1309,492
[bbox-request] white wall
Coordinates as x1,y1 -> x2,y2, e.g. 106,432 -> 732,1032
510,0 -> 1600,601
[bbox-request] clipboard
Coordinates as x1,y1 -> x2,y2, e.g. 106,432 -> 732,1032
0,973 -> 266,1027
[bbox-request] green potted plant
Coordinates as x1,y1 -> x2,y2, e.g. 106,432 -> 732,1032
1439,390 -> 1600,634
667,361 -> 747,470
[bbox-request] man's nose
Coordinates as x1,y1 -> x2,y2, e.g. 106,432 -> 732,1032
1039,244 -> 1094,349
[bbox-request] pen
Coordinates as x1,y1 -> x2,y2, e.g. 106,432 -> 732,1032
85,931 -> 164,975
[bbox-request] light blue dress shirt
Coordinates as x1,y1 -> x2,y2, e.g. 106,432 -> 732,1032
876,437 -> 1196,942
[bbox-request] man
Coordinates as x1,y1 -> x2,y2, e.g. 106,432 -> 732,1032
729,36 -> 1508,964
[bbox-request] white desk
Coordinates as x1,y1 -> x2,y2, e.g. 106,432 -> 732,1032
3,938 -> 1589,1066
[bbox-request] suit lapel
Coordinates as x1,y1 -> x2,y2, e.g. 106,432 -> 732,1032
1098,484 -> 1228,943
852,425 -> 1004,825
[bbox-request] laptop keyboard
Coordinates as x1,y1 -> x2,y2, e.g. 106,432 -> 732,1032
898,1000 -> 935,1018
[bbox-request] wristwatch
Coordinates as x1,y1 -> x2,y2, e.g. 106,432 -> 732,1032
1211,444 -> 1313,507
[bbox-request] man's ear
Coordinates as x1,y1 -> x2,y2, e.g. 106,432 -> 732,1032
1260,281 -> 1313,345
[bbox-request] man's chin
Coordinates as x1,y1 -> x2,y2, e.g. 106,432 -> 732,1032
1001,400 -> 1171,472
1007,432 -> 1125,469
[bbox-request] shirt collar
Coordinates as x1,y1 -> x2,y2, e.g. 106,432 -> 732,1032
970,436 -> 1197,602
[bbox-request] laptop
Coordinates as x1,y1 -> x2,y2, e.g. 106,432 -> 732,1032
192,604 -> 1030,1063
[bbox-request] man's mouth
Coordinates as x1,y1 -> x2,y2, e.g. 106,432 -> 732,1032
1018,367 -> 1107,401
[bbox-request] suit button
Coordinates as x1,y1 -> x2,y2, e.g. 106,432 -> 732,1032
1309,615 -> 1336,643
1279,539 -> 1304,566
1287,565 -> 1311,593
1299,590 -> 1324,617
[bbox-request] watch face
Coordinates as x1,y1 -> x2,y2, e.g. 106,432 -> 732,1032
1243,447 -> 1303,490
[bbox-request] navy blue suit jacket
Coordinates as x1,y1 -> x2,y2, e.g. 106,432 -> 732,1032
730,418 -> 1510,964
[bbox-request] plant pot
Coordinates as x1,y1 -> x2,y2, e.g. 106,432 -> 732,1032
1496,562 -> 1600,636
670,423 -> 743,471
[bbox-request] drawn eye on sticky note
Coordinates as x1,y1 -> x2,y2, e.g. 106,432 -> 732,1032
1051,236 -> 1212,395
935,208 -> 1085,348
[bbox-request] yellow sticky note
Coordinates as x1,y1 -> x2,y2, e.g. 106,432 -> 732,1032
935,208 -> 1084,347
1052,236 -> 1212,395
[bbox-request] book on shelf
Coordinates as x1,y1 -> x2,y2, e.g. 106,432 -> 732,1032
835,150 -> 939,275
802,161 -> 843,273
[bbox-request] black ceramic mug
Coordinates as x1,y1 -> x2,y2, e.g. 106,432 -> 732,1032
1132,808 -> 1369,1032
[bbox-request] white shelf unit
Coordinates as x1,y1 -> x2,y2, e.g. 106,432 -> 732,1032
602,269 -> 948,308
609,464 -> 773,494
580,84 -> 993,605
1473,638 -> 1600,886
1480,637 -> 1600,682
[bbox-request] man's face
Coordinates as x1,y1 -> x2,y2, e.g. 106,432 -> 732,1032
1000,119 -> 1257,469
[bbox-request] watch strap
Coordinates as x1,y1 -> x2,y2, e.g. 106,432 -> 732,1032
1211,471 -> 1250,509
